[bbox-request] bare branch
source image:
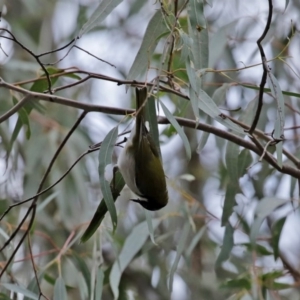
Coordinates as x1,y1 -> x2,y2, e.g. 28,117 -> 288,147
248,0 -> 273,134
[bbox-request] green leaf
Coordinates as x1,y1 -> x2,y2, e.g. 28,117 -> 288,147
285,0 -> 290,10
226,141 -> 240,183
127,10 -> 167,82
188,0 -> 209,70
169,222 -> 190,291
197,88 -> 244,134
36,191 -> 59,213
209,22 -> 236,67
242,84 -> 300,99
145,95 -> 161,157
239,243 -> 273,256
78,0 -> 123,37
24,272 -> 45,300
261,270 -> 292,290
0,292 -> 11,300
160,100 -> 191,160
53,277 -> 67,300
145,210 -> 156,245
98,126 -> 119,231
189,0 -> 206,29
95,268 -> 104,300
110,219 -> 161,299
215,223 -> 234,270
189,84 -> 200,123
12,97 -> 31,139
72,253 -> 91,298
179,30 -> 192,63
1,283 -> 39,300
196,82 -> 230,151
212,83 -> 230,107
271,217 -> 286,260
80,170 -> 125,243
250,197 -> 288,246
238,149 -> 252,178
221,182 -> 238,226
186,226 -> 206,256
221,277 -> 251,290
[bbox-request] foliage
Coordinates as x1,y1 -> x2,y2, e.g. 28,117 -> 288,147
0,0 -> 299,299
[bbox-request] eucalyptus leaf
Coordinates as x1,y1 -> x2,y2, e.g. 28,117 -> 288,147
169,222 -> 190,291
80,170 -> 125,243
2,283 -> 39,300
160,100 -> 191,160
215,223 -> 234,271
53,277 -> 67,300
98,126 -> 119,230
95,268 -> 104,300
127,10 -> 167,82
250,198 -> 288,245
110,219 -> 161,299
271,217 -> 286,260
78,0 -> 123,37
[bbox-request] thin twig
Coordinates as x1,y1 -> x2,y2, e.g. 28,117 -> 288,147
0,111 -> 88,277
0,29 -> 53,93
248,0 -> 273,134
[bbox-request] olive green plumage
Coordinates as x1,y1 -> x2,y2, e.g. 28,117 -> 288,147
118,87 -> 168,210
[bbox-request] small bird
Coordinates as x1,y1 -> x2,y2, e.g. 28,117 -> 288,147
117,87 -> 168,210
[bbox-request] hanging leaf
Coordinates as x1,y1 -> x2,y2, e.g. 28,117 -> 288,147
110,219 -> 161,299
160,100 -> 191,160
2,283 -> 39,300
81,170 -> 125,243
78,0 -> 123,37
95,268 -> 105,300
271,217 -> 286,260
169,222 -> 190,291
98,126 -> 119,231
215,223 -> 234,271
250,197 -> 288,246
127,10 -> 168,82
188,0 -> 209,70
53,277 -> 67,300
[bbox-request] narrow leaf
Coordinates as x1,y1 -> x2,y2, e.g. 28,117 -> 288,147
169,222 -> 190,291
24,272 -> 45,300
2,283 -> 38,300
186,226 -> 206,257
221,182 -> 238,226
110,219 -> 161,299
197,88 -> 244,134
98,126 -> 119,230
271,217 -> 286,260
189,85 -> 200,123
160,100 -> 191,160
215,223 -> 234,270
238,149 -> 252,178
188,0 -> 209,70
226,141 -> 240,183
95,268 -> 104,300
72,253 -> 91,297
78,0 -> 123,38
127,10 -> 167,82
53,277 -> 67,300
81,170 -> 125,243
250,198 -> 288,245
145,210 -> 156,245
145,95 -> 161,157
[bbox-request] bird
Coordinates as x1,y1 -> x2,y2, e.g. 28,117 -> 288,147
117,87 -> 168,211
